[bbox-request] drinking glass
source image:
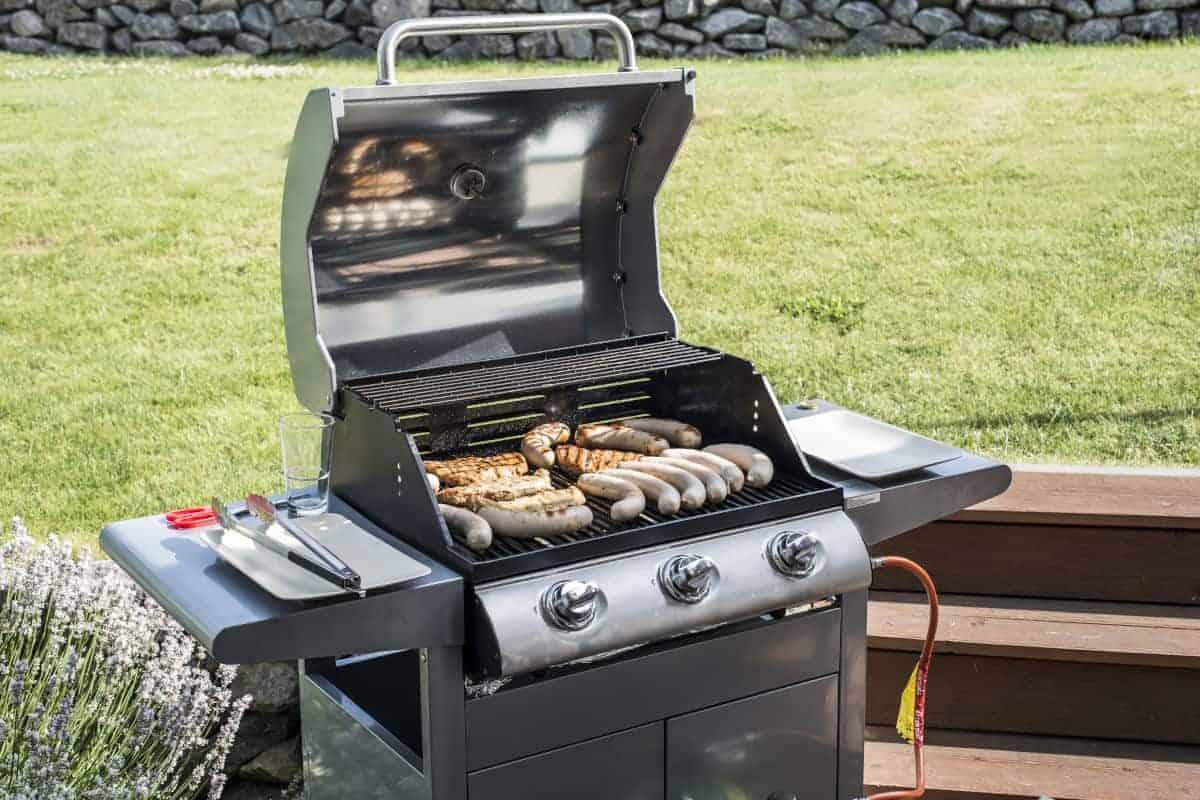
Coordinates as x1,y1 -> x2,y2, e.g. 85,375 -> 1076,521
279,412 -> 334,516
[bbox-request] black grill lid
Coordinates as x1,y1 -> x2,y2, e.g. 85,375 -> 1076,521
280,17 -> 696,412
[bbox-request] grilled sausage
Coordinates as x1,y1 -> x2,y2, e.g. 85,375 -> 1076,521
640,456 -> 727,504
555,445 -> 641,476
521,422 -> 571,469
438,504 -> 492,552
619,418 -> 702,449
424,452 -> 528,487
575,423 -> 669,455
662,448 -> 744,493
577,473 -> 646,523
703,444 -> 774,488
477,505 -> 594,539
620,461 -> 706,510
603,468 -> 681,515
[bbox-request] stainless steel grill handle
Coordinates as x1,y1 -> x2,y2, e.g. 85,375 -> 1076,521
376,13 -> 637,85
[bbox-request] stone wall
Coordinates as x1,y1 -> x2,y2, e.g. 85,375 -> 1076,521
1,0 -> 1197,58
225,662 -> 304,800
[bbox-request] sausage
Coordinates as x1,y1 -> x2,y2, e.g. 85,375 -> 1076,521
620,461 -> 706,511
577,473 -> 646,523
603,468 -> 681,515
426,473 -> 440,493
618,418 -> 702,449
575,423 -> 669,455
703,444 -> 774,488
476,505 -> 594,539
662,448 -> 744,493
438,504 -> 492,552
521,422 -> 571,469
640,456 -> 727,504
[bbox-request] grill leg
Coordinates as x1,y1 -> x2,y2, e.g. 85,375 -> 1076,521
422,646 -> 468,800
836,590 -> 868,799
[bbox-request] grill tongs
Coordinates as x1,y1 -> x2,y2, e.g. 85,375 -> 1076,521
210,496 -> 363,594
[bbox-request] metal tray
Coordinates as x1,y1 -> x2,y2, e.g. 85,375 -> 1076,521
201,513 -> 430,601
788,409 -> 961,481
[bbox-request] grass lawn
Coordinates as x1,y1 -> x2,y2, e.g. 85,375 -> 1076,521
1,45 -> 1198,546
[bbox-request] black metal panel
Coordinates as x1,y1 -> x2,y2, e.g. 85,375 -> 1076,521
465,607 -> 841,770
468,723 -> 664,800
666,675 -> 839,800
837,590 -> 868,800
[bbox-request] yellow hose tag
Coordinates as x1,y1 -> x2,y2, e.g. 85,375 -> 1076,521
895,663 -> 918,744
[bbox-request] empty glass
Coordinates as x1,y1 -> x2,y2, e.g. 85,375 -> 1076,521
279,412 -> 334,516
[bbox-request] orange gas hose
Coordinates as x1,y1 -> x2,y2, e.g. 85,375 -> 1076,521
863,556 -> 939,800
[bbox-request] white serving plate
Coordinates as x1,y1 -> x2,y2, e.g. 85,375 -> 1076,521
201,513 -> 430,602
788,409 -> 962,481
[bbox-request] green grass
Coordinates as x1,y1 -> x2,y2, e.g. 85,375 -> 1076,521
1,46 -> 1198,545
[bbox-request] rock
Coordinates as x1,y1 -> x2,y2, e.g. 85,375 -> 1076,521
109,3 -> 134,22
10,8 -> 46,34
228,710 -> 301,772
324,0 -> 345,16
57,18 -> 106,44
779,0 -> 806,16
1092,0 -> 1130,11
1111,30 -> 1139,40
325,37 -> 370,55
1182,9 -> 1199,35
742,0 -> 774,12
506,0 -> 537,8
721,29 -> 767,45
356,23 -> 378,44
230,666 -> 300,717
272,0 -> 320,21
168,0 -> 193,13
855,18 -> 925,41
657,19 -> 703,39
179,9 -> 238,31
0,0 -> 31,10
1051,0 -> 1090,18
342,0 -> 369,20
833,0 -> 885,26
234,28 -> 268,49
239,2 -> 272,34
126,0 -> 164,11
479,31 -> 513,53
370,0 -> 428,26
1121,8 -> 1177,34
269,21 -> 294,44
954,0 -> 972,14
1,31 -> 50,48
888,0 -> 916,21
791,12 -> 849,35
187,32 -> 220,49
928,26 -> 994,42
1136,0 -> 1189,9
36,0 -> 88,26
998,26 -> 1029,39
911,5 -> 961,32
94,6 -> 118,23
197,0 -> 234,9
595,30 -> 619,56
239,736 -> 302,785
110,24 -> 130,46
1012,7 -> 1064,37
662,0 -> 697,16
222,781 -> 288,800
974,0 -> 1047,8
556,27 -> 593,56
282,16 -> 349,46
967,6 -> 1008,32
130,10 -> 174,36
515,29 -> 557,56
622,5 -> 660,28
633,29 -> 672,52
810,0 -> 838,15
131,36 -> 187,51
689,38 -> 734,53
695,7 -> 764,35
1066,14 -> 1118,37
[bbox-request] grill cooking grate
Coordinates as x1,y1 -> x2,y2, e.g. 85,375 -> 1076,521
351,338 -> 720,413
451,469 -> 827,563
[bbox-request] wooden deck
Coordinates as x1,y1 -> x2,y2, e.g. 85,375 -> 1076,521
863,465 -> 1200,799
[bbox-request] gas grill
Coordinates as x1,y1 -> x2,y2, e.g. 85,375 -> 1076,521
102,14 -> 1013,800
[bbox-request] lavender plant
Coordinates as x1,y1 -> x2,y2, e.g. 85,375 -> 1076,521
0,517 -> 250,799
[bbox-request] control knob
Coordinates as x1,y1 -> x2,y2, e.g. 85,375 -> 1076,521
658,554 -> 718,604
541,580 -> 601,631
768,530 -> 819,577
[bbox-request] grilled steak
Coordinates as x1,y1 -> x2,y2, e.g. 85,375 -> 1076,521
437,469 -> 554,510
424,452 -> 529,487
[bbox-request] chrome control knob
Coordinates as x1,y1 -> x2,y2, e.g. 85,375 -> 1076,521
768,530 -> 819,577
659,554 -> 718,604
541,580 -> 601,631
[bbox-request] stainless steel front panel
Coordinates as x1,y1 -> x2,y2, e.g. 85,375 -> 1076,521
473,509 -> 871,677
281,69 -> 695,412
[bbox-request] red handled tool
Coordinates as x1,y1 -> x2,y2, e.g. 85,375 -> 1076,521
165,506 -> 219,530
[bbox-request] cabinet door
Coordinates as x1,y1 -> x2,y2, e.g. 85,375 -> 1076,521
667,675 -> 839,800
469,722 -> 663,800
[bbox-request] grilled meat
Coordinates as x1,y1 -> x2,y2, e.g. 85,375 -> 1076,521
437,469 -> 554,511
575,423 -> 669,455
618,418 -> 702,449
476,486 -> 586,514
424,452 -> 529,487
555,445 -> 641,475
521,422 -> 572,469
